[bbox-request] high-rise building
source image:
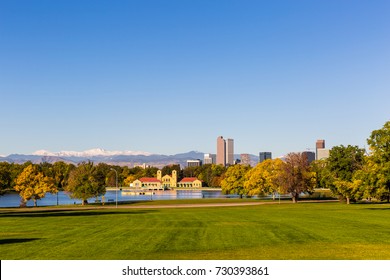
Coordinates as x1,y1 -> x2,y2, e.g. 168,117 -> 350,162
240,154 -> 251,166
317,149 -> 330,160
216,136 -> 234,166
316,139 -> 325,150
204,153 -> 216,164
226,138 -> 234,166
316,139 -> 329,160
216,136 -> 226,166
259,152 -> 272,163
302,151 -> 315,163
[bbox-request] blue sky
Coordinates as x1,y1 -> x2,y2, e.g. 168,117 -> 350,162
0,0 -> 389,157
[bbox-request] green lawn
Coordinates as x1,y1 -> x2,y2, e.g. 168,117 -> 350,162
0,201 -> 389,260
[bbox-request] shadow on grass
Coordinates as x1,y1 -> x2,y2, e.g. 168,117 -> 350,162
0,238 -> 41,245
364,207 -> 390,211
0,209 -> 157,218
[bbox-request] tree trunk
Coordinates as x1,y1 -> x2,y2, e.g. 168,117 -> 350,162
82,199 -> 88,205
20,199 -> 27,208
346,197 -> 350,204
292,193 -> 298,203
33,199 -> 37,207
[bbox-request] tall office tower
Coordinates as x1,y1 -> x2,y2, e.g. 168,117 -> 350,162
240,154 -> 251,166
226,138 -> 234,166
216,136 -> 226,166
204,153 -> 216,164
302,151 -> 315,164
316,139 -> 326,160
259,152 -> 272,163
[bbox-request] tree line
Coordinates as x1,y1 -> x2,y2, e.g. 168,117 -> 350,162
221,121 -> 390,204
0,160 -> 227,206
1,121 -> 389,206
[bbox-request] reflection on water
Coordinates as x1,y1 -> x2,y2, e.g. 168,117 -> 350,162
0,189 -> 233,208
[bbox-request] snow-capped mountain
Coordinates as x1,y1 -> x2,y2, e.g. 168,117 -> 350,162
32,148 -> 152,157
1,149 -> 258,167
2,149 -> 206,167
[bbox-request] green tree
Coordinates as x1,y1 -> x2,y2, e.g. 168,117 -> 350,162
0,162 -> 12,195
367,121 -> 390,202
142,167 -> 159,178
244,159 -> 284,198
209,164 -> 227,187
278,153 -> 315,203
162,164 -> 181,177
66,162 -> 106,205
326,145 -> 366,204
52,161 -> 75,190
196,164 -> 214,187
14,164 -> 56,207
221,164 -> 251,198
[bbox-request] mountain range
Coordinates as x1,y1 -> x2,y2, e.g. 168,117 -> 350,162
0,149 -> 258,167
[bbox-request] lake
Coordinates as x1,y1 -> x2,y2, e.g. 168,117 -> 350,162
0,189 -> 235,208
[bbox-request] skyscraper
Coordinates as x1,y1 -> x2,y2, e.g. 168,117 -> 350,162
302,151 -> 315,163
226,138 -> 234,166
259,152 -> 272,163
216,136 -> 234,166
316,139 -> 327,160
216,136 -> 226,166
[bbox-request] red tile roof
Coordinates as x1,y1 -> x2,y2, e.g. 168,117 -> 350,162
139,177 -> 161,183
179,177 -> 200,183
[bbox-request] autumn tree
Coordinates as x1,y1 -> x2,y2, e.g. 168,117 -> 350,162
221,164 -> 251,198
325,145 -> 366,204
278,153 -> 315,203
367,121 -> 390,202
66,162 -> 106,205
14,164 -> 56,207
244,159 -> 284,198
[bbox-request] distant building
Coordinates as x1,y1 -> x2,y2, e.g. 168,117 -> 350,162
316,139 -> 329,160
317,149 -> 330,160
203,153 -> 216,164
240,154 -> 251,166
226,138 -> 234,166
132,178 -> 163,190
259,152 -> 272,163
157,170 -> 177,188
216,136 -> 234,166
187,159 -> 202,167
131,170 -> 202,189
316,140 -> 325,160
302,151 -> 315,163
177,178 -> 203,188
216,136 -> 226,166
135,163 -> 150,169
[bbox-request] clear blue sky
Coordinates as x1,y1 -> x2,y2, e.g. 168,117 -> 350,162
1,0 -> 389,157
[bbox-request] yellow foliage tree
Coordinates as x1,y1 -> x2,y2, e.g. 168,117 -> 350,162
244,159 -> 284,198
221,164 -> 251,198
124,175 -> 136,187
14,164 -> 56,207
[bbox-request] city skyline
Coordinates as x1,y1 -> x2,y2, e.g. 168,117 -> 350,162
1,0 -> 389,158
